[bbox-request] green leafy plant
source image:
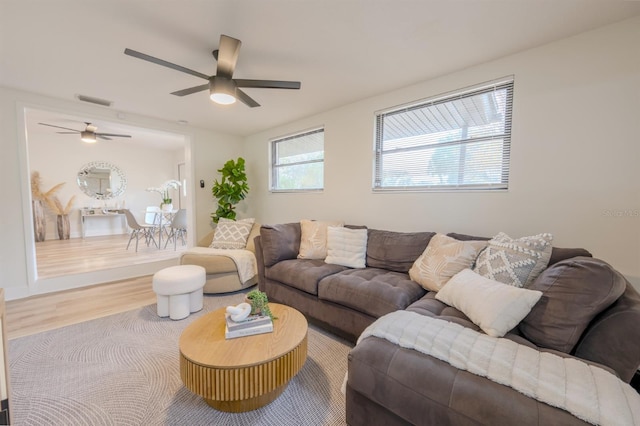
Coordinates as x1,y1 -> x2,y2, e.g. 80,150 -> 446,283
211,157 -> 249,223
245,289 -> 275,320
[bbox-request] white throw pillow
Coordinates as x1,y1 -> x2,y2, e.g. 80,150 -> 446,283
209,218 -> 255,250
325,226 -> 368,268
436,268 -> 543,337
473,232 -> 553,288
298,219 -> 344,259
409,233 -> 487,292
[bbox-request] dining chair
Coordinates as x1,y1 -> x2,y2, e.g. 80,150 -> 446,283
123,209 -> 157,251
164,208 -> 187,250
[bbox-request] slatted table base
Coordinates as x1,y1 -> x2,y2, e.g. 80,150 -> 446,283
180,336 -> 307,412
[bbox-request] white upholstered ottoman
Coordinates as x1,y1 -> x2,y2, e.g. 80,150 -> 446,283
152,265 -> 206,320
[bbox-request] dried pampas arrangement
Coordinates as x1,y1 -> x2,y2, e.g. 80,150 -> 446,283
31,171 -> 76,240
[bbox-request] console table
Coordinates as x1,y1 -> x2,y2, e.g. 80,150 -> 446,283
80,208 -> 126,238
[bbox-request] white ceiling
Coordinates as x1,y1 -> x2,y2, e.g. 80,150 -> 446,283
2,1 -> 640,138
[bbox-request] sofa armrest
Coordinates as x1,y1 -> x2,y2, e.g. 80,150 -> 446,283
573,282 -> 640,382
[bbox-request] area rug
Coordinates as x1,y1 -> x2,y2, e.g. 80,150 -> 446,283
8,291 -> 353,425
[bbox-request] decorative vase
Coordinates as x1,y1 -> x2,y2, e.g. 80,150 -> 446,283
56,214 -> 70,240
33,199 -> 46,242
161,203 -> 173,212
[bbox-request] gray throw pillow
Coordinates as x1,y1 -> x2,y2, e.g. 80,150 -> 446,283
519,257 -> 627,353
366,229 -> 435,273
259,223 -> 301,267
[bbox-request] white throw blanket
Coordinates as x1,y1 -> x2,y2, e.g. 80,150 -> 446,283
357,311 -> 640,426
185,247 -> 257,284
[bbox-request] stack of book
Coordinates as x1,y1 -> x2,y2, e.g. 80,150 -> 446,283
224,313 -> 273,339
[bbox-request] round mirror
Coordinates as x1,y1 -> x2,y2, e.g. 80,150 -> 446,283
77,161 -> 127,200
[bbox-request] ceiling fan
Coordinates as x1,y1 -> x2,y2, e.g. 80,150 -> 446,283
38,122 -> 132,143
124,34 -> 301,108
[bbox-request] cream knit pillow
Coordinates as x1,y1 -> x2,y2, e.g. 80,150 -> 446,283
325,226 -> 368,268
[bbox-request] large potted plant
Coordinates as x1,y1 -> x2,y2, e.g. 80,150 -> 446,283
211,157 -> 249,223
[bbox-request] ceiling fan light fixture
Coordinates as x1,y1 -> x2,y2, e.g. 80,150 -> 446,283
209,77 -> 237,105
80,131 -> 97,143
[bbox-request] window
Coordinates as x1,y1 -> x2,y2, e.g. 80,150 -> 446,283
374,77 -> 513,191
271,127 -> 324,191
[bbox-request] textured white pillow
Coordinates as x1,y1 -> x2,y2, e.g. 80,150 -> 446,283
298,219 -> 344,259
209,218 -> 255,249
409,233 -> 487,292
325,226 -> 368,268
436,268 -> 542,337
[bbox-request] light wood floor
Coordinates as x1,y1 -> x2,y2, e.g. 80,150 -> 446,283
7,233 -> 188,339
36,233 -> 187,279
6,276 -> 157,339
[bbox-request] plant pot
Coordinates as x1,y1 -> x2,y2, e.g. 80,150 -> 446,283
33,199 -> 46,242
244,297 -> 262,316
56,214 -> 70,240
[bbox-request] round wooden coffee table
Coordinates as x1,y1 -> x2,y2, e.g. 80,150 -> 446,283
179,303 -> 308,412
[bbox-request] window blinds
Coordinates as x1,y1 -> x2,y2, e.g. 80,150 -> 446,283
374,78 -> 513,191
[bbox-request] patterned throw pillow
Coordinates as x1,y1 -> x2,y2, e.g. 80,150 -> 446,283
409,233 -> 487,292
298,219 -> 344,259
473,232 -> 553,288
209,218 -> 255,250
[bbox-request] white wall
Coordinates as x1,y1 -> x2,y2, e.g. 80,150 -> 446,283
243,16 -> 640,289
0,86 -> 243,299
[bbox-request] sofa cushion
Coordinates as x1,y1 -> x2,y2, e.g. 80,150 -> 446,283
366,229 -> 435,273
447,232 -> 592,266
318,268 -> 425,318
436,269 -> 542,337
325,226 -> 368,268
265,259 -> 348,295
298,219 -> 344,259
409,233 -> 487,292
473,232 -> 553,288
519,257 -> 627,353
260,223 -> 301,267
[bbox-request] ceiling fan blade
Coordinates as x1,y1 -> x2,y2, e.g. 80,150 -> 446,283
96,133 -> 132,138
97,135 -> 112,141
38,122 -> 81,132
171,84 -> 209,97
236,89 -> 260,108
124,48 -> 210,81
235,79 -> 301,90
216,35 -> 241,79
56,131 -> 80,134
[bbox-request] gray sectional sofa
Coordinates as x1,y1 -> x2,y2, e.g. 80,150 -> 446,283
254,222 -> 640,425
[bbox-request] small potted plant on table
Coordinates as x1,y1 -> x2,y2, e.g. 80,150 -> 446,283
245,289 -> 275,320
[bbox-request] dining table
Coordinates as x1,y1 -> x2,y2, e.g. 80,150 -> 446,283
154,208 -> 177,250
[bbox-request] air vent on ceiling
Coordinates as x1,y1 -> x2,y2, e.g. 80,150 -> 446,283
76,94 -> 113,107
